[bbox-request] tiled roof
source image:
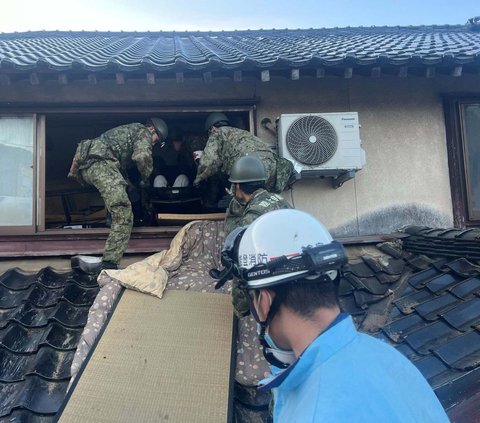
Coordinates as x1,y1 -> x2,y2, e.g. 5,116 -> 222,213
0,26 -> 479,73
2,226 -> 480,420
0,267 -> 99,421
339,232 -> 480,418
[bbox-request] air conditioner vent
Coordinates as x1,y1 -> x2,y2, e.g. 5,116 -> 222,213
286,115 -> 338,165
277,112 -> 366,184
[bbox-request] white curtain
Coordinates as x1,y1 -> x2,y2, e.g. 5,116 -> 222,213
0,116 -> 34,226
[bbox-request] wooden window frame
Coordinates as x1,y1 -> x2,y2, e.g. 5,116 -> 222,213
444,95 -> 480,227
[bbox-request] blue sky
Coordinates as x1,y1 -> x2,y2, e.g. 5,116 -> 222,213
1,0 -> 478,32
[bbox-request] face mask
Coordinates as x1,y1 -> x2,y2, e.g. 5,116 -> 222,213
256,323 -> 296,368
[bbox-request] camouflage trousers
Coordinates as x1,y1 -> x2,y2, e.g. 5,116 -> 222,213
81,161 -> 133,264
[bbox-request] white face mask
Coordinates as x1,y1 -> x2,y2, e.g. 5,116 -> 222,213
262,326 -> 296,366
254,291 -> 296,367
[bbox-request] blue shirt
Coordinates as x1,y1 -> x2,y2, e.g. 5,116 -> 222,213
262,315 -> 450,423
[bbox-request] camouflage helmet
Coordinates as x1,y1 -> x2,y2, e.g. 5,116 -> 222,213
205,112 -> 230,131
229,155 -> 267,183
149,117 -> 168,140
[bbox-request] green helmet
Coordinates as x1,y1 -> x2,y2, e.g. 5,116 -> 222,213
149,117 -> 168,140
229,155 -> 267,183
205,112 -> 230,131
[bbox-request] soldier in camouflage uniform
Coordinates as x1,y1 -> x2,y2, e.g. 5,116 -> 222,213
225,155 -> 292,317
193,113 -> 294,194
224,156 -> 292,423
67,118 -> 168,269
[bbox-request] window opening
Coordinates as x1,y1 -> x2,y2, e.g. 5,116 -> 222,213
44,111 -> 250,230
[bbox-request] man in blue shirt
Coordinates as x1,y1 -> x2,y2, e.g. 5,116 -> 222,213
212,209 -> 450,422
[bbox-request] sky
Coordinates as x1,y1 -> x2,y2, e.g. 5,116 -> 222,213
0,0 -> 478,33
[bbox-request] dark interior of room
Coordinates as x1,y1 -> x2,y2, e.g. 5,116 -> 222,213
44,112 -> 249,229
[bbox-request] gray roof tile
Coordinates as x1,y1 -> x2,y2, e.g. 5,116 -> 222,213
0,26 -> 478,73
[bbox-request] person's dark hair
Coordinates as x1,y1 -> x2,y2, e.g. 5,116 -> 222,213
238,181 -> 265,195
273,277 -> 340,319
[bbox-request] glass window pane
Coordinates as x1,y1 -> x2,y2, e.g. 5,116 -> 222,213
0,117 -> 34,226
462,104 -> 480,219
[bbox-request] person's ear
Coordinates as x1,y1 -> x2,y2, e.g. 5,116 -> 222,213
256,289 -> 274,322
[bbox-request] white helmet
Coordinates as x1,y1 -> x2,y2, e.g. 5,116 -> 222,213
211,209 -> 347,289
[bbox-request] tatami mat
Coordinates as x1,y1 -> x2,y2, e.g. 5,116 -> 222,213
59,289 -> 234,422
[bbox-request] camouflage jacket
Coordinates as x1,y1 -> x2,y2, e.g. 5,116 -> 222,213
73,123 -> 153,182
196,126 -> 273,179
224,188 -> 292,234
195,126 -> 294,193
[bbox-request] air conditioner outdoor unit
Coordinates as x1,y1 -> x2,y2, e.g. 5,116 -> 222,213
277,112 -> 366,188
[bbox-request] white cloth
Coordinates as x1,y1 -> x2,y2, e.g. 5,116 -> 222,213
153,174 -> 189,188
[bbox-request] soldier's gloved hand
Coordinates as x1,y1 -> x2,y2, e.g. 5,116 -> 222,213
139,180 -> 149,189
193,177 -> 201,187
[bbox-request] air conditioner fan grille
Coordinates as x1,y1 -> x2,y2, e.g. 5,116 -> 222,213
286,116 -> 338,165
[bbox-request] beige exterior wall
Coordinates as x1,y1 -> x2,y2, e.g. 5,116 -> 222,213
1,73 -> 479,235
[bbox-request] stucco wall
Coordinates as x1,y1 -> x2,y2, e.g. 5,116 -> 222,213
1,73 -> 479,235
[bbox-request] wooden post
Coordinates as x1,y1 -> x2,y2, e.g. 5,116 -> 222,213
261,70 -> 270,82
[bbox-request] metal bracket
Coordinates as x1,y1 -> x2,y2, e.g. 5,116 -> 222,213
332,170 -> 356,189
